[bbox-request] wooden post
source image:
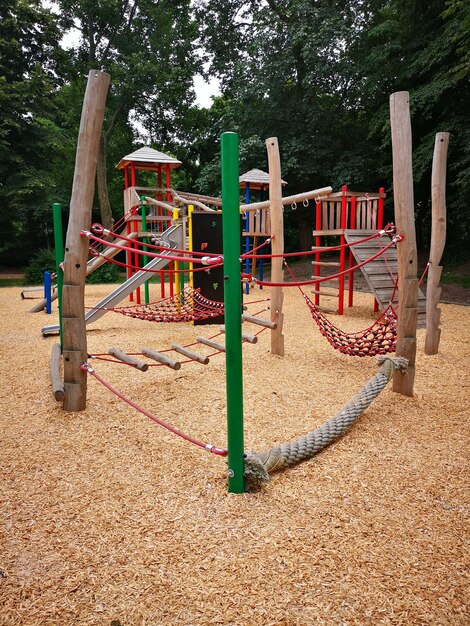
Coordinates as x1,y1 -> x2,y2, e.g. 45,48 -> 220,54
389,91 -> 418,396
62,70 -> 110,411
425,132 -> 450,355
266,137 -> 285,356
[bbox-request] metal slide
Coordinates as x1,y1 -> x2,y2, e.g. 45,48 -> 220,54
42,222 -> 184,336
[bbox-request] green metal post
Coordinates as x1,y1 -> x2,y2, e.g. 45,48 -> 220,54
140,196 -> 150,305
221,132 -> 245,493
52,203 -> 64,350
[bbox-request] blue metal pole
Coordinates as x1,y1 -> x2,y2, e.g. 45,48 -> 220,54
44,271 -> 52,314
244,184 -> 251,295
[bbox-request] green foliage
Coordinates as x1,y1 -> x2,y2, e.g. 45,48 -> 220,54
86,263 -> 122,284
24,248 -> 56,284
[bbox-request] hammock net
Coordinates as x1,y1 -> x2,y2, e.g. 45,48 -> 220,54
106,286 -> 224,323
304,294 -> 397,357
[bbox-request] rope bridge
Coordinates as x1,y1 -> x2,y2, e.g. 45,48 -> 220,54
243,356 -> 408,491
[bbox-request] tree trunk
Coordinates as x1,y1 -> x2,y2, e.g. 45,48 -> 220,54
96,135 -> 114,229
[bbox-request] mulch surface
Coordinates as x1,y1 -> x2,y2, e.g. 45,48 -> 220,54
0,284 -> 468,625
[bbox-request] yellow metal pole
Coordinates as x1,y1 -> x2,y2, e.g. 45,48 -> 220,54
188,205 -> 194,291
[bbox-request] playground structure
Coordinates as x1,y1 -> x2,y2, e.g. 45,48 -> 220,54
46,71 -> 449,493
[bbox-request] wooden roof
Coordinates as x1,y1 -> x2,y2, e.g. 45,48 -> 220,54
239,168 -> 287,189
117,146 -> 182,171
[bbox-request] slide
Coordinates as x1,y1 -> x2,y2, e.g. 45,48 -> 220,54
42,222 -> 184,336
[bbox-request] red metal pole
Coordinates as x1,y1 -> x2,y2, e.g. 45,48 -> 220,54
348,195 -> 356,308
157,166 -> 164,297
314,198 -> 322,306
378,187 -> 385,229
130,163 -> 140,303
338,185 -> 348,315
165,164 -> 173,296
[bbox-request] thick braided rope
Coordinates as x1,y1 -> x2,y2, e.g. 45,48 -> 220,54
244,356 -> 408,491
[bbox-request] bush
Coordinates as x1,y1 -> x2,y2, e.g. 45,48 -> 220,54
24,249 -> 57,284
86,263 -> 122,284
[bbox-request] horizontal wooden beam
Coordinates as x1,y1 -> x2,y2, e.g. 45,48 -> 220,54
141,348 -> 181,370
108,348 -> 149,372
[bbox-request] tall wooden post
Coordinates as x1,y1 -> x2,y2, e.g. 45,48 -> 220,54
390,91 -> 418,396
62,70 -> 110,411
425,132 -> 450,355
266,137 -> 285,356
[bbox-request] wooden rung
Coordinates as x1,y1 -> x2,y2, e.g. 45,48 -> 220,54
50,343 -> 65,401
196,336 -> 225,352
318,306 -> 338,314
219,327 -> 258,344
310,289 -> 339,297
171,344 -> 209,365
108,348 -> 149,371
241,313 -> 277,329
311,229 -> 345,236
310,261 -> 340,267
141,348 -> 181,370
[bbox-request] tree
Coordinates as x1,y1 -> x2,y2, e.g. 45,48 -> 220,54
0,0 -> 66,266
56,0 -> 202,227
351,0 -> 470,258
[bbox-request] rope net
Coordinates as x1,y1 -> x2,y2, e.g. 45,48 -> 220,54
100,286 -> 224,323
304,295 -> 397,356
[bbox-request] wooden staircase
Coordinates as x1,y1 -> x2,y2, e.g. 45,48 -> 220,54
344,229 -> 426,328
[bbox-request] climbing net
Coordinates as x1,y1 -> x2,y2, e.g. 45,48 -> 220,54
88,286 -> 225,323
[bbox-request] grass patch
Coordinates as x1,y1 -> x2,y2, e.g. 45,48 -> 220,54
0,278 -> 26,287
440,273 -> 470,289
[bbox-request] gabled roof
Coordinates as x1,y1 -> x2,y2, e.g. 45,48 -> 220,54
117,146 -> 182,171
239,168 -> 287,189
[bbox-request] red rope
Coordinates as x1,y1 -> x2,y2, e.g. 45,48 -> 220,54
418,262 -> 430,287
83,230 -> 215,265
91,223 -> 224,258
255,235 -> 403,288
88,250 -> 223,275
82,363 -> 227,457
245,226 -> 396,259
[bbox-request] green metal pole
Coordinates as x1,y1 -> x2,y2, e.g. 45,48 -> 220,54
221,132 -> 245,493
140,196 -> 150,305
52,203 -> 64,351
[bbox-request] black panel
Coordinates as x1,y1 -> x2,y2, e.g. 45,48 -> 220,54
192,212 -> 242,325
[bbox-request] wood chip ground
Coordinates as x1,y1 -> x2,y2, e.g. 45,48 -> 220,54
0,285 -> 468,625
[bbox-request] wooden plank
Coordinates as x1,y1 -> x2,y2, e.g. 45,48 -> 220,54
310,289 -> 339,297
390,92 -> 418,396
311,229 -> 345,236
242,313 -> 277,329
219,328 -> 258,344
196,336 -> 226,352
108,348 -> 149,372
171,344 -> 209,365
50,343 -> 65,401
61,70 -> 110,412
425,132 -> 450,355
266,137 -> 285,356
141,348 -> 181,370
310,261 -> 340,267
